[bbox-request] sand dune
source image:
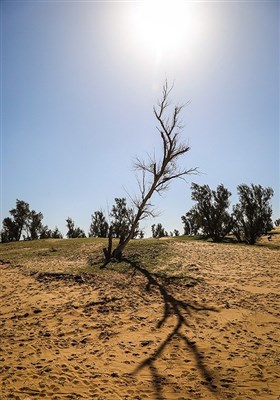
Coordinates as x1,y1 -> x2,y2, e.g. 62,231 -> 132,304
0,237 -> 279,399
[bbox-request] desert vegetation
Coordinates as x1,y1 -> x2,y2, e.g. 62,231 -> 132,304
1,200 -> 63,243
0,232 -> 279,399
0,83 -> 279,400
182,183 -> 275,245
1,82 -> 276,250
1,182 -> 276,247
2,0 -> 278,398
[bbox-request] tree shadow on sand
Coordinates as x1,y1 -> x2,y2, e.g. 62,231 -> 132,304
122,257 -> 220,400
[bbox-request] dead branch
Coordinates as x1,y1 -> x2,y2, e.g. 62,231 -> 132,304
103,80 -> 198,262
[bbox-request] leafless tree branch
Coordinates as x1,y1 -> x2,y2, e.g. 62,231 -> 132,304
103,81 -> 198,263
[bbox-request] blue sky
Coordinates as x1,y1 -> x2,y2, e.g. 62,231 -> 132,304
1,0 -> 279,237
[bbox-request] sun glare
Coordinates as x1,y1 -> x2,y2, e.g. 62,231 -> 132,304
129,0 -> 204,59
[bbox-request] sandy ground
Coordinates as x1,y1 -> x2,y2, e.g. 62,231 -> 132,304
0,239 -> 279,400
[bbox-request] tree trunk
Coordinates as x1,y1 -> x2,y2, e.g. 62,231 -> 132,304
103,226 -> 113,262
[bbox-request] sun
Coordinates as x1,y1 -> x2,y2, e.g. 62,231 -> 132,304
128,0 -> 203,56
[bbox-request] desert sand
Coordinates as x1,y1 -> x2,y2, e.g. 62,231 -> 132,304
0,236 -> 279,400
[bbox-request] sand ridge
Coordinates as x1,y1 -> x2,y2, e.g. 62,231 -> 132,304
0,239 -> 279,400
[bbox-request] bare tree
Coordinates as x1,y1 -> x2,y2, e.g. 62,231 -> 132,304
103,81 -> 197,263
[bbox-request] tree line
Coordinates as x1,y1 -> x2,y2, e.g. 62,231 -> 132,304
1,83 -> 278,249
1,183 -> 277,245
0,197 -> 142,243
182,182 -> 276,245
0,199 -> 63,242
65,197 -> 145,240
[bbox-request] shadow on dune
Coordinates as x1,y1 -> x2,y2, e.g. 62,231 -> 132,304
31,258 -> 222,399
122,257 -> 220,400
